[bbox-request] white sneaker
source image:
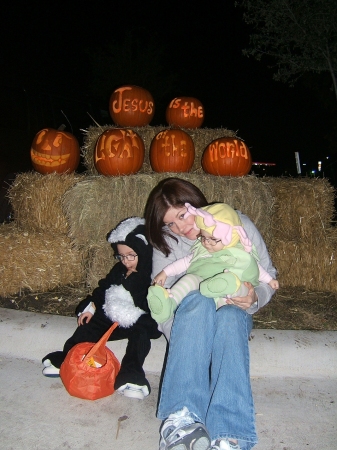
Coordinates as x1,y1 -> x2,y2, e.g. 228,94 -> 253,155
211,439 -> 240,450
43,359 -> 52,368
160,406 -> 211,450
117,383 -> 149,400
42,363 -> 60,377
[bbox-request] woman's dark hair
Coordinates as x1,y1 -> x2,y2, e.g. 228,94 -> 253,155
144,178 -> 207,256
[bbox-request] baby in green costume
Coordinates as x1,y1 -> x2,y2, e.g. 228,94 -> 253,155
147,203 -> 279,323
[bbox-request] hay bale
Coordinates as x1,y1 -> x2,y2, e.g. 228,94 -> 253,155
85,243 -> 115,290
0,223 -> 85,297
62,173 -> 273,249
81,125 -> 239,174
264,177 -> 335,243
270,233 -> 337,291
8,172 -> 84,233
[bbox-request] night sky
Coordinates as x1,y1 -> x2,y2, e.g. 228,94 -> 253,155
1,1 -> 335,181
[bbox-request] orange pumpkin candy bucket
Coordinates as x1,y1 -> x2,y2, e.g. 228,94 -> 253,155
60,322 -> 120,400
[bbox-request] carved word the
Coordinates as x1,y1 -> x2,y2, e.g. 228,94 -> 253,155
156,131 -> 188,157
169,98 -> 203,119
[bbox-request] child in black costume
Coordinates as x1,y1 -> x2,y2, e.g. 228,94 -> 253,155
42,217 -> 161,400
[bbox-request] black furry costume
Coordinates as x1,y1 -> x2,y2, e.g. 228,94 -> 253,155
42,218 -> 161,392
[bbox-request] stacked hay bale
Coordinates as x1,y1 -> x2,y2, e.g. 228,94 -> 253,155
0,172 -> 85,297
264,177 -> 337,291
62,173 -> 274,289
1,123 -> 336,299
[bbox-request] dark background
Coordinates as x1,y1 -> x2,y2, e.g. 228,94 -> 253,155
1,1 -> 336,182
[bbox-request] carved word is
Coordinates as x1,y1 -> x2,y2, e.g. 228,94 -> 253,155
156,131 -> 188,157
169,98 -> 203,119
112,87 -> 154,115
208,140 -> 249,162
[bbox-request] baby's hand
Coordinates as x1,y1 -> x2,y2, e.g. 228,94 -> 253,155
153,270 -> 167,286
269,279 -> 279,290
78,311 -> 93,326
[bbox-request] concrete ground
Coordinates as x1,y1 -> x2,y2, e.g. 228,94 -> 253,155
0,307 -> 336,450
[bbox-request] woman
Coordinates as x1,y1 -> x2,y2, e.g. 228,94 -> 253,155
145,178 -> 277,450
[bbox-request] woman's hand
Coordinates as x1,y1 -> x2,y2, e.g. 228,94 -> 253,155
78,311 -> 93,326
153,270 -> 167,286
227,282 -> 257,310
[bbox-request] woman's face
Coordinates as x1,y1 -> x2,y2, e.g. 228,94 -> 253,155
163,206 -> 199,240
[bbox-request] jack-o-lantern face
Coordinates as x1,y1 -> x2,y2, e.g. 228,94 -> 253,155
30,128 -> 80,174
150,129 -> 195,173
166,97 -> 204,129
94,128 -> 145,176
202,137 -> 252,176
109,85 -> 155,127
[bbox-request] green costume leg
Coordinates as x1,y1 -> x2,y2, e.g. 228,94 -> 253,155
147,285 -> 178,323
200,271 -> 248,299
147,274 -> 202,323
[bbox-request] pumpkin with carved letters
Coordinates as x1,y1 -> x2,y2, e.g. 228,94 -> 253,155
166,97 -> 204,129
30,128 -> 80,174
94,128 -> 145,176
201,137 -> 252,176
150,129 -> 195,173
109,85 -> 155,127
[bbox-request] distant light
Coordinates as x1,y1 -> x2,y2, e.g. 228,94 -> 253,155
252,162 -> 276,166
318,161 -> 322,172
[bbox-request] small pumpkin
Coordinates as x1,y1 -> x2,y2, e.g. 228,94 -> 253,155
150,129 -> 195,173
109,85 -> 155,127
30,128 -> 80,174
166,97 -> 204,129
202,137 -> 252,176
94,128 -> 145,176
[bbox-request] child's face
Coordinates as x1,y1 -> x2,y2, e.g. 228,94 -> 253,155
198,230 -> 224,253
116,244 -> 138,272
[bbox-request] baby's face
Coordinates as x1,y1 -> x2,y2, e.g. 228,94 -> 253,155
198,230 -> 224,253
116,244 -> 138,272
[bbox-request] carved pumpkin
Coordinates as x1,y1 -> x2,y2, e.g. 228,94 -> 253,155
166,97 -> 204,129
94,128 -> 145,176
30,128 -> 80,174
202,137 -> 252,176
150,129 -> 195,173
109,85 -> 155,127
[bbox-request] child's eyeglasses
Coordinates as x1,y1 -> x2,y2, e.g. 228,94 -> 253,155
115,254 -> 138,261
197,235 -> 222,246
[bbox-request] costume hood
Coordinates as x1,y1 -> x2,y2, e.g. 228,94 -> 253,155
185,203 -> 252,251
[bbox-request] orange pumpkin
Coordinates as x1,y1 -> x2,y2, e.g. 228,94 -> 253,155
30,128 -> 80,174
94,128 -> 145,176
202,137 -> 252,176
109,85 -> 155,127
166,97 -> 204,129
150,129 -> 195,173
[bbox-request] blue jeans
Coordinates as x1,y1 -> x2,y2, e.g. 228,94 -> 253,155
157,291 -> 257,450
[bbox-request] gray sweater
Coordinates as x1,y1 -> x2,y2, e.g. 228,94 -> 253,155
152,211 -> 277,339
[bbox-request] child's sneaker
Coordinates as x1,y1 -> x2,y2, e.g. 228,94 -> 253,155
160,406 -> 210,450
42,363 -> 60,377
211,439 -> 240,450
117,383 -> 149,400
